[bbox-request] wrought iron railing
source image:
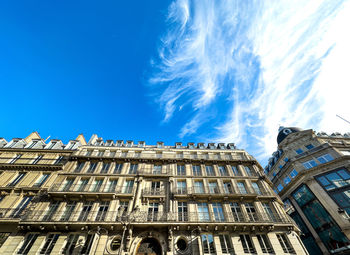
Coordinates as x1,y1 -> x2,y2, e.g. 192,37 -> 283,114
20,210 -> 291,224
173,187 -> 272,196
49,184 -> 134,194
142,188 -> 166,196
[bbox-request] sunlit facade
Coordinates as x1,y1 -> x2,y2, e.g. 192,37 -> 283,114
265,127 -> 350,255
0,133 -> 307,254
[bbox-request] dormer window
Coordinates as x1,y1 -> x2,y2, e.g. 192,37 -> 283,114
188,143 -> 194,149
47,141 -> 57,149
126,141 -> 133,147
28,141 -> 38,149
175,143 -> 182,148
208,143 -> 215,149
227,143 -> 235,149
116,141 -> 123,147
67,142 -> 76,150
218,143 -> 225,149
198,143 -> 205,149
9,140 -> 19,148
138,141 -> 145,147
157,142 -> 164,148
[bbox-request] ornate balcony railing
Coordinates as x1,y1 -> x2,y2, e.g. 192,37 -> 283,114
142,188 -> 166,196
20,210 -> 291,224
49,184 -> 134,194
173,187 -> 272,196
0,208 -> 26,219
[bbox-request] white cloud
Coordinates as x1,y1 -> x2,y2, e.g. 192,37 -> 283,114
150,0 -> 350,164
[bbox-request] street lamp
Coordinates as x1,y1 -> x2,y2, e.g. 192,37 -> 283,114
118,205 -> 139,255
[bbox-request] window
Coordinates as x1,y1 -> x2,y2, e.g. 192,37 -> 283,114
177,165 -> 186,176
98,150 -> 104,157
123,180 -> 134,193
223,182 -> 233,194
87,162 -> 97,173
277,184 -> 284,192
109,151 -> 116,157
317,154 -> 334,164
86,150 -> 92,156
218,166 -> 228,176
302,160 -> 317,169
197,203 -> 209,221
28,141 -> 38,149
257,234 -> 274,254
78,202 -> 93,221
76,179 -> 89,192
12,196 -> 33,218
110,237 -> 122,251
0,233 -> 10,248
90,179 -> 103,192
194,181 -> 204,193
252,182 -> 262,195
17,233 -> 39,255
8,172 -> 26,187
60,202 -> 76,221
237,182 -> 247,194
153,165 -> 162,174
9,154 -> 22,164
135,152 -> 141,158
192,165 -> 201,176
147,202 -> 159,221
244,166 -> 253,176
209,182 -> 219,194
178,202 -> 188,221
284,176 -> 291,185
205,166 -> 215,176
290,169 -> 298,178
201,234 -> 215,254
316,169 -> 350,214
295,148 -> 304,154
231,166 -> 240,176
118,201 -> 129,215
62,178 -> 75,191
292,185 -> 350,251
62,234 -> 79,254
32,155 -> 43,164
151,181 -> 161,195
262,203 -> 276,221
101,163 -> 110,173
75,162 -> 85,173
43,202 -> 60,221
230,202 -> 243,221
54,156 -> 64,165
105,179 -> 118,192
129,164 -> 138,174
47,141 -> 57,149
305,144 -> 314,150
177,181 -> 186,194
276,234 -> 295,254
245,203 -> 258,221
95,201 -> 109,221
39,234 -> 59,255
240,234 -> 256,253
219,235 -> 234,254
212,203 -> 225,222
33,174 -> 50,187
114,163 -> 123,174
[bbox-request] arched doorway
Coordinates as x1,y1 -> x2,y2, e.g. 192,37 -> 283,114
136,237 -> 162,255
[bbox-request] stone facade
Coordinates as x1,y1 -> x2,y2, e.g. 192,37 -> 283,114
265,127 -> 350,255
0,132 -> 307,254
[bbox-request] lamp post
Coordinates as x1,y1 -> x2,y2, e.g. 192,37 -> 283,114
190,226 -> 201,255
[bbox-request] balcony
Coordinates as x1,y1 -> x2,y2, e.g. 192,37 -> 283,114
48,184 -> 134,199
20,211 -> 291,225
142,188 -> 166,197
173,187 -> 273,198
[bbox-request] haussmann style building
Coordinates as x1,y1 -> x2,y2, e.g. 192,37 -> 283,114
265,127 -> 350,255
0,132 -> 308,255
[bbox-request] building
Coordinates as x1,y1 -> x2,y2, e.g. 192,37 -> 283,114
265,127 -> 350,255
0,132 -> 307,254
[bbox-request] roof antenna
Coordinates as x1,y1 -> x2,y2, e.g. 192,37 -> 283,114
44,136 -> 51,142
336,115 -> 350,126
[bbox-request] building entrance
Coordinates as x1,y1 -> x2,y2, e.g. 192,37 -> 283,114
136,237 -> 162,255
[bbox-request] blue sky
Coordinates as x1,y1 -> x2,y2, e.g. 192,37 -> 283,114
1,0 -> 350,165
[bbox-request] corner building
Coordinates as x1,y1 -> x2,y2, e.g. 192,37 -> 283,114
265,127 -> 350,255
0,133 -> 307,254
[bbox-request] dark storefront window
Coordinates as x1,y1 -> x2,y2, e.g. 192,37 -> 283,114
284,198 -> 322,255
315,168 -> 350,215
292,185 -> 350,253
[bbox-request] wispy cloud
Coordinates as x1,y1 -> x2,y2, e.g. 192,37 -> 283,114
149,0 -> 350,164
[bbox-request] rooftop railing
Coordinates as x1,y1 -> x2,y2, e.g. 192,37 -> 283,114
49,184 -> 134,194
